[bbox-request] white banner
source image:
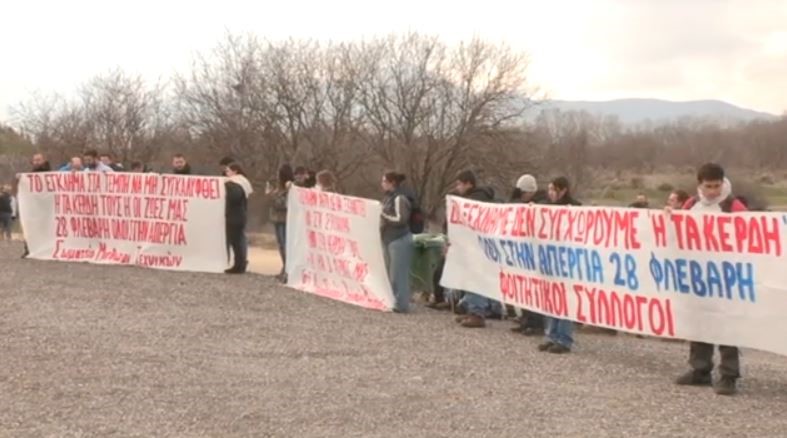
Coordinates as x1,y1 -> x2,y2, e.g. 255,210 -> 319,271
17,172 -> 228,273
441,196 -> 787,356
286,187 -> 394,311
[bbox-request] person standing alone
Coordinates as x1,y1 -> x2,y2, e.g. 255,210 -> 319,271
380,171 -> 414,313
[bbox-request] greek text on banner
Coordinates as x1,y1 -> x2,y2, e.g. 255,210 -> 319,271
16,172 -> 228,273
285,187 -> 395,311
440,195 -> 787,356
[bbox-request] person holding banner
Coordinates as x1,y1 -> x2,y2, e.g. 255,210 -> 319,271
17,153 -> 51,258
538,176 -> 581,354
674,163 -> 746,396
380,171 -> 414,313
269,164 -> 295,283
509,174 -> 549,336
450,170 -> 502,328
315,170 -> 337,193
224,163 -> 253,274
0,185 -> 15,240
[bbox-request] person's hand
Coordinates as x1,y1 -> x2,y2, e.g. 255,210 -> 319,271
664,206 -> 673,215
442,243 -> 450,257
15,173 -> 21,180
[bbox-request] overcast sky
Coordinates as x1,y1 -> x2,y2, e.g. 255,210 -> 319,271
2,0 -> 786,122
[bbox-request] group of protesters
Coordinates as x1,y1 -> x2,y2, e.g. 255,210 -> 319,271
380,162 -> 747,397
8,149 -> 746,396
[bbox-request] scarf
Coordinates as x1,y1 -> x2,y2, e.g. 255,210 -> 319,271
228,175 -> 254,198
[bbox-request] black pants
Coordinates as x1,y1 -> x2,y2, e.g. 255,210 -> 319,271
689,342 -> 740,378
520,310 -> 545,330
226,223 -> 247,270
433,257 -> 445,303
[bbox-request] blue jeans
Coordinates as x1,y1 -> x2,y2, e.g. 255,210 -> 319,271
274,222 -> 286,273
462,292 -> 502,318
545,317 -> 574,348
384,233 -> 414,312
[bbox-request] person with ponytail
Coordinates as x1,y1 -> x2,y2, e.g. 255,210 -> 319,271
380,171 -> 414,313
224,163 -> 253,274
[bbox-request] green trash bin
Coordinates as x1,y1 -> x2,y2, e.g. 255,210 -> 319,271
410,233 -> 447,298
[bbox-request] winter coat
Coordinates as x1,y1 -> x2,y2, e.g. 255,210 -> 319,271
381,188 -> 412,244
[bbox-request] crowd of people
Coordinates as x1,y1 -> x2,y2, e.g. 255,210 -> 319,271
6,150 -> 749,395
381,162 -> 749,397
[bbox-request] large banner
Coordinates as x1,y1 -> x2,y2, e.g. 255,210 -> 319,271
441,196 -> 787,356
17,172 -> 227,273
286,187 -> 394,311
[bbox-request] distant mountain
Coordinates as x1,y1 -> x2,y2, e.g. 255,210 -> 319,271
531,98 -> 777,125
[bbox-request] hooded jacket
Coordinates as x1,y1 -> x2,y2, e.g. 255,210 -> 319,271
381,187 -> 412,244
225,175 -> 253,226
683,178 -> 747,213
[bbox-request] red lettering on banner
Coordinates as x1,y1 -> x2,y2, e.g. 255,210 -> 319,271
651,213 -> 668,247
26,174 -> 44,192
135,250 -> 183,268
510,205 -> 537,238
498,271 -> 568,317
299,269 -> 386,310
159,176 -> 220,200
670,212 -> 782,256
298,190 -> 367,217
52,239 -> 96,260
448,201 -> 512,235
96,242 -> 132,264
571,284 -> 676,337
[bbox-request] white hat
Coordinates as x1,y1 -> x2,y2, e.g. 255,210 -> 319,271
516,174 -> 538,192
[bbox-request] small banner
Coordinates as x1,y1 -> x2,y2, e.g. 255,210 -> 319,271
286,187 -> 395,311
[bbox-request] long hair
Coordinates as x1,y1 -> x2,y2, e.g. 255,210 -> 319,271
278,164 -> 295,188
383,171 -> 406,187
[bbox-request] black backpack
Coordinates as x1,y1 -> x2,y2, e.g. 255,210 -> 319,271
406,194 -> 425,234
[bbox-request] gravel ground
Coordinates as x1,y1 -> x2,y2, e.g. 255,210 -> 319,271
2,240 -> 787,437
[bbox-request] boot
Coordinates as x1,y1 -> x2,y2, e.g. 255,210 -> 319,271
713,376 -> 738,396
537,341 -> 554,352
460,314 -> 486,328
547,344 -> 571,354
675,370 -> 712,386
224,266 -> 246,274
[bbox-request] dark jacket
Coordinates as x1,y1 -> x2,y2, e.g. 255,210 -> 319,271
553,194 -> 582,206
512,189 -> 548,205
225,181 -> 248,227
0,193 -> 12,214
33,162 -> 52,172
629,201 -> 649,209
269,182 -> 291,224
465,186 -> 496,203
381,188 -> 412,244
173,164 -> 192,175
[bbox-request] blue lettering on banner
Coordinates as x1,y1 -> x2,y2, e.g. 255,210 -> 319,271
649,253 -> 755,303
498,239 -> 537,271
476,238 -> 604,284
609,252 -> 639,291
537,244 -> 605,284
